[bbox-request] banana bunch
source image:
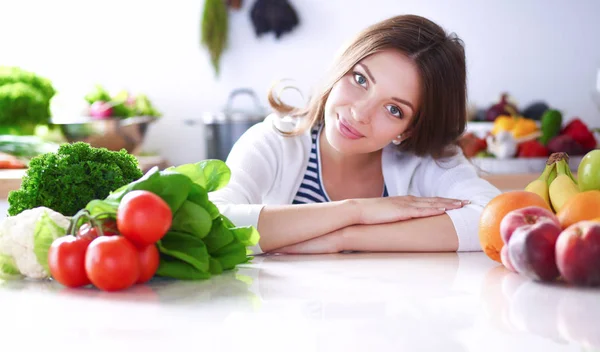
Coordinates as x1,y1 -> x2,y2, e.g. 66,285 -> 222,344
525,152 -> 580,213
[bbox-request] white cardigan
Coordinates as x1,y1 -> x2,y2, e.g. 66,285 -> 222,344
209,114 -> 501,254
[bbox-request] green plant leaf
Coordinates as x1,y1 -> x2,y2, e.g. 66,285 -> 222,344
212,240 -> 248,270
33,211 -> 68,274
155,254 -> 211,280
0,254 -> 22,280
203,217 -> 234,254
171,200 -> 212,239
168,160 -> 230,193
157,231 -> 210,273
230,226 -> 260,247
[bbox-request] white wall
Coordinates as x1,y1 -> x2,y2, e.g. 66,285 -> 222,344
1,0 -> 599,165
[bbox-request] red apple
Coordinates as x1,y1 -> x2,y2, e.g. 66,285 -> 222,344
500,206 -> 560,244
507,219 -> 562,282
555,220 -> 600,286
501,245 -> 516,272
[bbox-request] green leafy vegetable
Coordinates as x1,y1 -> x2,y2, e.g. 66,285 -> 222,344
0,254 -> 21,280
0,66 -> 56,133
156,255 -> 211,280
201,0 -> 229,76
7,142 -> 143,217
168,159 -> 231,193
187,183 -> 221,219
107,168 -> 192,214
157,231 -> 210,272
171,201 -> 212,239
33,211 -> 68,275
203,217 -> 234,254
83,159 -> 260,281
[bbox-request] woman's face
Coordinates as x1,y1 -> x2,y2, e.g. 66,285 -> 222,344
323,49 -> 421,155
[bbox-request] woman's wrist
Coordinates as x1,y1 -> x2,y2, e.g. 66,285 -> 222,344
337,198 -> 363,226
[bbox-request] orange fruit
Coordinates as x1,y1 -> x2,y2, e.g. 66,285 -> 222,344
479,191 -> 552,263
556,190 -> 600,229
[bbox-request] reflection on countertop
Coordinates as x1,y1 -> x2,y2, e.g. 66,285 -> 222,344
0,252 -> 599,351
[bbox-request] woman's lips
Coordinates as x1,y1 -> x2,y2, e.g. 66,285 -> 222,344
337,115 -> 364,139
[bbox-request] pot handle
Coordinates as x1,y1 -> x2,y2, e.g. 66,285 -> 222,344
224,88 -> 263,112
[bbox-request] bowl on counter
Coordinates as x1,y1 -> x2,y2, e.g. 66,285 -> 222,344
50,116 -> 158,154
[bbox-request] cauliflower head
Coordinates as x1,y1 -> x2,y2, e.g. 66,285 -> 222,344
0,207 -> 70,279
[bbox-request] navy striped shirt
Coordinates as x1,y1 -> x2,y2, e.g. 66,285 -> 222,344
292,125 -> 388,204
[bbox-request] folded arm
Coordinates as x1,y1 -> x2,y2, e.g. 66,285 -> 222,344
274,214 -> 458,254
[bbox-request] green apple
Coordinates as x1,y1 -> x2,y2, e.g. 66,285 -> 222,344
578,150 -> 600,191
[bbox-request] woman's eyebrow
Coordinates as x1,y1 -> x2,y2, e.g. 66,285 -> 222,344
357,63 -> 376,84
392,97 -> 415,113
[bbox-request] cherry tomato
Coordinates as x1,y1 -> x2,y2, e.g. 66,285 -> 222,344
136,244 -> 160,284
117,190 -> 172,247
77,219 -> 119,240
48,236 -> 93,288
85,236 -> 140,292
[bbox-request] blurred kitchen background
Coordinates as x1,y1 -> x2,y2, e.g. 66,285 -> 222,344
0,0 -> 599,172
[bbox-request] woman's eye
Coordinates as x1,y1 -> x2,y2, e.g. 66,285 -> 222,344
386,105 -> 403,118
353,72 -> 367,86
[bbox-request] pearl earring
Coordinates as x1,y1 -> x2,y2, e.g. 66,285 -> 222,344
392,134 -> 403,145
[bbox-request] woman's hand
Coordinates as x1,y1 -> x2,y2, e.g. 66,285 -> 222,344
353,196 -> 469,225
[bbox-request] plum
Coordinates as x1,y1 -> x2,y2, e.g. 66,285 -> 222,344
507,219 -> 562,281
555,220 -> 600,286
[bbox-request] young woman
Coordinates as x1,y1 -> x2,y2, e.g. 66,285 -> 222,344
209,14 -> 501,255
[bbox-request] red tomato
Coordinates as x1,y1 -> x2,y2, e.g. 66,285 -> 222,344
85,236 -> 140,292
117,190 -> 172,246
48,236 -> 93,288
77,219 -> 119,240
136,244 -> 160,284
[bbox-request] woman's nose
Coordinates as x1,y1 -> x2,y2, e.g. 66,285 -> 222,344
350,100 -> 373,124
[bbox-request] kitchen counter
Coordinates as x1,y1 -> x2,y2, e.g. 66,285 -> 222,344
1,252 -> 598,351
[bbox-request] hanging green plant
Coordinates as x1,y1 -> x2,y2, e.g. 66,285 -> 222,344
201,0 -> 229,76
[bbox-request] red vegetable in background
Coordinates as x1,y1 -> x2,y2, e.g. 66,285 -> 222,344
517,140 -> 549,158
561,118 -> 597,151
548,135 -> 586,156
89,101 -> 113,119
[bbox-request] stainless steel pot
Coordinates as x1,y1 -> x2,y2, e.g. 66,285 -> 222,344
187,88 -> 269,161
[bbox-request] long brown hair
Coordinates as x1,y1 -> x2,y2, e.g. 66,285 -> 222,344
268,14 -> 467,159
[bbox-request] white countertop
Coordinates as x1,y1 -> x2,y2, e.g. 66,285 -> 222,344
1,252 -> 599,352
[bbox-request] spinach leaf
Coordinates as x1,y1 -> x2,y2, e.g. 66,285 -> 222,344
212,240 -> 248,270
85,198 -> 119,218
230,226 -> 260,247
168,160 -> 230,192
187,183 -> 220,219
157,231 -> 210,273
203,217 -> 234,254
171,200 -> 212,239
106,167 -> 192,214
209,257 -> 223,275
156,254 -> 211,280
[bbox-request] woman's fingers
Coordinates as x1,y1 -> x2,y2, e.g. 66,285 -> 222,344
404,206 -> 448,218
397,196 -> 466,209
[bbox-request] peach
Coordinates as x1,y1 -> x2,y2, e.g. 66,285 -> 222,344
507,219 -> 562,282
500,206 -> 560,244
555,221 -> 600,286
500,245 -> 516,272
